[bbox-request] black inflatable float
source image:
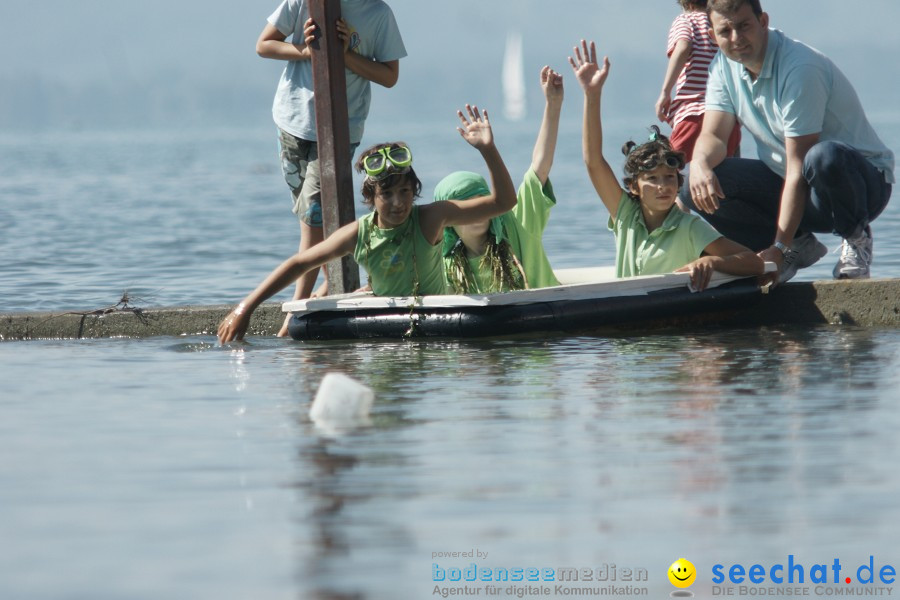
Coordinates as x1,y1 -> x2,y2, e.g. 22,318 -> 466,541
287,278 -> 761,340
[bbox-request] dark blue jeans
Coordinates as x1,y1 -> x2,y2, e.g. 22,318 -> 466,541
678,141 -> 892,251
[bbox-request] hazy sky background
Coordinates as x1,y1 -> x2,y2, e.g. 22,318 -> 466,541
1,0 -> 899,133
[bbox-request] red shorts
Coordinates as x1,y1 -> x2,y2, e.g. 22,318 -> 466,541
670,114 -> 741,162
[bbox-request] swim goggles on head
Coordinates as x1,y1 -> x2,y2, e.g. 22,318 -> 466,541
637,153 -> 684,173
362,146 -> 413,180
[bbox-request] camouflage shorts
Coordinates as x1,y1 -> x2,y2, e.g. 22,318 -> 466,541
278,129 -> 322,226
278,129 -> 358,227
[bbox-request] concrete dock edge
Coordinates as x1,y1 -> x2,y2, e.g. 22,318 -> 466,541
2,279 -> 900,341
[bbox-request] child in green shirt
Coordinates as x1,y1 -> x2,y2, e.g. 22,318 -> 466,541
570,40 -> 763,291
438,67 -> 563,294
218,105 -> 516,343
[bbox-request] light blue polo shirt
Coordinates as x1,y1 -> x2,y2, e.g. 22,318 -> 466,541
706,28 -> 895,184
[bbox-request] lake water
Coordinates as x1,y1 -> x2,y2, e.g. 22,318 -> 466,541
3,328 -> 900,599
3,118 -> 900,599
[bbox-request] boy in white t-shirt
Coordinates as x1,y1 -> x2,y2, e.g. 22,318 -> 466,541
256,0 -> 406,335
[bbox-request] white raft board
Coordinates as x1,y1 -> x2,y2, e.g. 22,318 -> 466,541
283,264 -> 776,314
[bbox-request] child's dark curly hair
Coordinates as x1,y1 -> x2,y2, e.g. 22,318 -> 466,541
678,0 -> 707,9
355,142 -> 423,207
621,125 -> 686,200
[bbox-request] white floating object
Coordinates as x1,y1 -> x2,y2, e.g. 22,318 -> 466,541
309,372 -> 374,422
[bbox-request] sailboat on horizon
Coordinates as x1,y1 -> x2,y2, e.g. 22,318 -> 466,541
502,31 -> 526,122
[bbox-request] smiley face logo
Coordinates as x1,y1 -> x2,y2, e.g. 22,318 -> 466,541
668,558 -> 697,588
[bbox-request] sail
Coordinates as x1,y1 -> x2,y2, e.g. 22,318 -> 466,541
502,31 -> 526,121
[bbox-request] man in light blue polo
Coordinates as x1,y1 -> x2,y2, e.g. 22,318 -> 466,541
682,0 -> 894,282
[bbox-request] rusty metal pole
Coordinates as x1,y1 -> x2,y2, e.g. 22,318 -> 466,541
308,0 -> 360,293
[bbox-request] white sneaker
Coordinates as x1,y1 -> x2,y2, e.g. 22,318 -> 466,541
778,233 -> 828,284
833,226 -> 873,279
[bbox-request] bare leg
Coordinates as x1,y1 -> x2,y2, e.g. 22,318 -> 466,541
277,222 -> 326,337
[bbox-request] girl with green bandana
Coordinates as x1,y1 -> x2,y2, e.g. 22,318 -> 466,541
438,67 -> 563,294
218,104 -> 517,343
571,40 -> 764,291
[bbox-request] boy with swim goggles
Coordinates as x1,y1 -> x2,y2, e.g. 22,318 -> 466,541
217,104 -> 518,343
361,145 -> 413,180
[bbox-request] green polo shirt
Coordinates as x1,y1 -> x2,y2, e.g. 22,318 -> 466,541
511,169 -> 560,289
610,192 -> 723,278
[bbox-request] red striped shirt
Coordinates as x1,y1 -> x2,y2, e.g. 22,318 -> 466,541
666,11 -> 718,126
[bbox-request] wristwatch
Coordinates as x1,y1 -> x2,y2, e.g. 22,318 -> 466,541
773,241 -> 792,257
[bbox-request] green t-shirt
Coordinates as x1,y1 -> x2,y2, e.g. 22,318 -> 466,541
442,169 -> 560,293
353,205 -> 445,296
610,191 -> 722,278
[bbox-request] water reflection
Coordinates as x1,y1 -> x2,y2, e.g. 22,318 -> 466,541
272,327 -> 900,598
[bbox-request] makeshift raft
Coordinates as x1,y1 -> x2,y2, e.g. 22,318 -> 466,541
284,265 -> 774,341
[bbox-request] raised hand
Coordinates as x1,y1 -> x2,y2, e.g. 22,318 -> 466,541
456,104 -> 494,150
540,66 -> 564,105
568,40 -> 610,95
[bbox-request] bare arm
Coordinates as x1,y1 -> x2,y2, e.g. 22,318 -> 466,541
337,19 -> 400,88
688,110 -> 738,214
756,133 -> 819,280
656,39 -> 691,123
569,40 -> 623,219
256,18 -> 399,88
217,222 -> 358,343
531,66 -> 564,184
775,134 -> 818,246
676,236 -> 765,291
420,106 -> 517,242
256,20 -> 315,61
344,55 -> 400,88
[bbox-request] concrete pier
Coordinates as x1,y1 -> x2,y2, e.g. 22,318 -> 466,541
2,279 -> 899,341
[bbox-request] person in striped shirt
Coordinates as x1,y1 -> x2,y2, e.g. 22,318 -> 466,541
656,0 -> 740,162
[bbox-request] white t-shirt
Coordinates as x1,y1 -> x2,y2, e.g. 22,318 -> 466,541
268,0 -> 406,144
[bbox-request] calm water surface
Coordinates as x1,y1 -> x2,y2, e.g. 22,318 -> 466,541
2,326 -> 900,599
2,120 -> 899,313
3,122 -> 900,599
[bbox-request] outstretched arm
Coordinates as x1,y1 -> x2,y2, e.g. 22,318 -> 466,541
531,66 -> 564,184
420,105 -> 517,242
217,223 -> 358,343
569,39 -> 623,218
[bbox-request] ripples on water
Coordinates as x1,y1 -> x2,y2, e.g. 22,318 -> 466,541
2,327 -> 899,598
